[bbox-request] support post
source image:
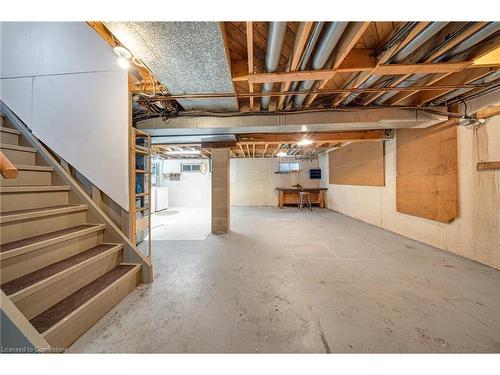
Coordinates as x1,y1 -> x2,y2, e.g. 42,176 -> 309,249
211,148 -> 230,234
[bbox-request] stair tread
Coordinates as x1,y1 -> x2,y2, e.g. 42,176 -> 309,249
1,244 -> 119,295
0,143 -> 36,152
0,224 -> 101,253
12,164 -> 52,171
1,204 -> 83,217
0,127 -> 21,135
0,185 -> 70,193
30,265 -> 135,333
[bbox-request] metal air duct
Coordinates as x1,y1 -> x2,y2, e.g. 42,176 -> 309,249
293,22 -> 349,109
261,22 -> 288,110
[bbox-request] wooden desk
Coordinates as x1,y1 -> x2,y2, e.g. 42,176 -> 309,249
275,187 -> 327,208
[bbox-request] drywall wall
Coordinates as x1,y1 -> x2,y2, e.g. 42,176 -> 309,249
320,93 -> 500,269
158,159 -> 211,207
0,22 -> 130,210
231,158 -> 321,206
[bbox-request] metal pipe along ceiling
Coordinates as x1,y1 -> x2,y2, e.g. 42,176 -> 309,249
342,22 -> 448,106
436,22 -> 500,62
433,71 -> 500,105
293,22 -> 349,109
284,22 -> 325,107
368,22 -> 450,105
261,22 -> 288,110
375,22 -> 499,105
389,22 -> 448,63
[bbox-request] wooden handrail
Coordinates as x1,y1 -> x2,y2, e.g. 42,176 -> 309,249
0,151 -> 18,179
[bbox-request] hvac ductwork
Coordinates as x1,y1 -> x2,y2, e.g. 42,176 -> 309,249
283,22 -> 325,107
436,22 -> 500,62
342,22 -> 448,106
345,22 -> 449,106
433,71 -> 500,105
375,22 -> 499,105
293,22 -> 349,109
261,22 -> 287,110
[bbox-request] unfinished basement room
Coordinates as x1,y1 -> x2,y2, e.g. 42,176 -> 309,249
1,2 -> 500,370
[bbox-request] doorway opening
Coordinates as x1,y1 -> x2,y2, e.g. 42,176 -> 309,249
149,146 -> 212,240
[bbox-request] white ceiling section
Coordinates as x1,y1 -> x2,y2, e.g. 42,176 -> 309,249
104,22 -> 238,111
0,22 -> 130,210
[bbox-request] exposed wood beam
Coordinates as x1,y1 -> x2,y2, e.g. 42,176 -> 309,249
238,144 -> 246,158
272,144 -> 281,157
276,22 -> 314,110
262,144 -> 269,157
476,104 -> 500,119
237,130 -> 386,144
252,144 -> 256,158
87,21 -> 165,95
236,61 -> 491,85
246,144 -> 250,158
399,67 -> 495,106
331,22 -> 430,107
477,161 -> 500,171
220,22 -> 240,110
361,22 -> 490,106
246,22 -> 255,111
304,22 -> 371,107
138,82 -> 488,102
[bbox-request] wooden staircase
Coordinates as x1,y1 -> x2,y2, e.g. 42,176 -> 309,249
0,111 -> 150,350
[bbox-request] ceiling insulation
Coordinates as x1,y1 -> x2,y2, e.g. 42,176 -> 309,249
104,22 -> 238,111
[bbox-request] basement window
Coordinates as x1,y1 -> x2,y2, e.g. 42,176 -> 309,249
181,163 -> 201,173
277,161 -> 301,173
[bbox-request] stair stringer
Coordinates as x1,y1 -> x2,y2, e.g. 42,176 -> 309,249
0,102 -> 153,284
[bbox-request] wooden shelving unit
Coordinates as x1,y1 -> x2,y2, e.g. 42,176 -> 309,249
129,127 -> 152,259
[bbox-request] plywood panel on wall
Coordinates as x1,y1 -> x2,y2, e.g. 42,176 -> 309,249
396,122 -> 458,223
329,141 -> 385,186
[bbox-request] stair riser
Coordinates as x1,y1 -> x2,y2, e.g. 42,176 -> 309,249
1,132 -> 19,145
1,147 -> 35,165
1,230 -> 104,283
0,211 -> 87,245
42,265 -> 141,348
1,191 -> 69,212
0,169 -> 51,186
14,249 -> 123,320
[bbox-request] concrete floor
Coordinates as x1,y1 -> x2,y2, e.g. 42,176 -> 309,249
150,206 -> 211,241
70,207 -> 500,353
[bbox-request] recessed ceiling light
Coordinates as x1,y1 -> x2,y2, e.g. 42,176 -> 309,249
297,139 -> 313,146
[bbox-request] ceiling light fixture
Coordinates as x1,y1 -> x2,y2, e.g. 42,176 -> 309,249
117,57 -> 131,70
113,46 -> 132,59
113,46 -> 133,70
297,139 -> 313,146
166,150 -> 202,155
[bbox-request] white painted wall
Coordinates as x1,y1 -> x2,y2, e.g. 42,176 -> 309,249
0,22 -> 130,209
158,159 -> 211,207
230,158 -> 321,206
320,94 -> 500,270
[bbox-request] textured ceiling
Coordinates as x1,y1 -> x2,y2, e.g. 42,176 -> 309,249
104,22 -> 238,111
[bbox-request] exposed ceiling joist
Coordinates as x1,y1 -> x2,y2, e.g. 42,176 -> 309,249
276,22 -> 314,110
246,22 -> 255,111
304,22 -> 371,107
236,130 -> 386,144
